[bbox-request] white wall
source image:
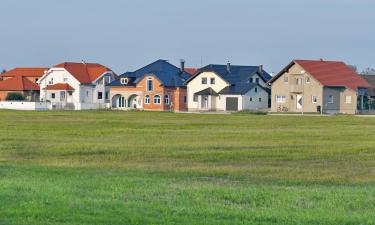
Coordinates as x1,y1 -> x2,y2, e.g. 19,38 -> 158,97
0,101 -> 48,110
187,72 -> 229,111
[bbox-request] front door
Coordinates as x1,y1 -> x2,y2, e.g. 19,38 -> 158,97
296,95 -> 303,109
201,96 -> 208,109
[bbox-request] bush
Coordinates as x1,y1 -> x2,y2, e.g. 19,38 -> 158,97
6,92 -> 24,101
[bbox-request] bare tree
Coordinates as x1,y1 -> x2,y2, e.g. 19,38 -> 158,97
1,69 -> 6,74
361,67 -> 375,75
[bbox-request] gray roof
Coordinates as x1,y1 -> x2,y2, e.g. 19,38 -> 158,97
218,83 -> 269,95
186,64 -> 272,85
194,88 -> 219,96
110,60 -> 191,87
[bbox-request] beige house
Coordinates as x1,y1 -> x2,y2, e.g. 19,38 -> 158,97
269,59 -> 371,114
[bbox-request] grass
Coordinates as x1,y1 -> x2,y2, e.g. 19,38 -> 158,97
0,110 -> 374,225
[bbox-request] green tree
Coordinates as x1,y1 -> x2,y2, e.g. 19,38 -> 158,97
6,92 -> 24,101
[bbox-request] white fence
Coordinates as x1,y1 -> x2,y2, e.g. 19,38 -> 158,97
0,101 -> 49,110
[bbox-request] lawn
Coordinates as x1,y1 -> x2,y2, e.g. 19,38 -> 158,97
0,110 -> 374,225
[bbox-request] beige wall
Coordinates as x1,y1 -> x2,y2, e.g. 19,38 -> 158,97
271,63 -> 323,113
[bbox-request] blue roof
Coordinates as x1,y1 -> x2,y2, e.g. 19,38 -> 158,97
189,64 -> 272,85
110,60 -> 191,87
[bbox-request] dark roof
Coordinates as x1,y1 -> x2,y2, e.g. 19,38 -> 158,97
219,83 -> 262,95
186,64 -> 272,85
110,60 -> 190,87
361,75 -> 375,96
269,59 -> 371,90
194,88 -> 219,96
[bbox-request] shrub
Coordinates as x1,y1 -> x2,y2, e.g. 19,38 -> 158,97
6,92 -> 24,101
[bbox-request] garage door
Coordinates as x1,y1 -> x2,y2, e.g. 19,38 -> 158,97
226,97 -> 238,111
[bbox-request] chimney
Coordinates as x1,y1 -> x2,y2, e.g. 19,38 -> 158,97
258,65 -> 263,74
227,61 -> 231,73
180,59 -> 185,72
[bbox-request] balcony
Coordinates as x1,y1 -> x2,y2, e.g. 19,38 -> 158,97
290,85 -> 303,93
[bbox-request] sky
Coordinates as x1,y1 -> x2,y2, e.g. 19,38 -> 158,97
0,0 -> 374,74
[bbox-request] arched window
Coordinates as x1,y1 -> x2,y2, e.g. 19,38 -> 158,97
154,95 -> 161,104
147,78 -> 153,91
164,95 -> 169,105
145,95 -> 150,104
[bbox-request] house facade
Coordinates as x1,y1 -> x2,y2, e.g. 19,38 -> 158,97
0,68 -> 47,101
109,60 -> 190,111
269,59 -> 371,114
38,62 -> 117,110
185,63 -> 272,112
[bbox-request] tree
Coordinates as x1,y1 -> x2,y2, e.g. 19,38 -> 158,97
1,69 -> 6,74
6,92 -> 24,101
361,67 -> 375,75
349,65 -> 358,73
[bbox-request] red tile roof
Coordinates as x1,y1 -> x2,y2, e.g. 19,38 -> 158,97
184,68 -> 198,75
53,62 -> 112,84
0,77 -> 40,91
270,59 -> 371,90
44,83 -> 75,91
1,68 -> 48,78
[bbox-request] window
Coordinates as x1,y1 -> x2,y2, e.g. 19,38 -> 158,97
105,76 -> 111,84
154,95 -> 161,104
259,98 -> 262,102
86,91 -> 89,97
306,77 -> 310,83
249,78 -> 253,83
121,78 -> 128,85
276,95 -> 286,103
284,76 -> 288,83
105,92 -> 109,100
210,78 -> 215,84
193,95 -> 198,102
35,78 -> 39,83
250,97 -> 253,102
184,96 -> 187,103
255,87 -> 258,93
63,77 -> 68,82
145,95 -> 150,104
202,77 -> 207,84
49,78 -> 54,85
68,91 -> 73,96
311,96 -> 317,103
164,95 -> 169,105
255,78 -> 260,83
328,95 -> 334,103
345,96 -> 352,104
51,93 -> 55,99
98,92 -> 103,100
147,78 -> 153,91
296,78 -> 303,85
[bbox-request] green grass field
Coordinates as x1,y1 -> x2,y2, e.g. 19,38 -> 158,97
0,110 -> 374,225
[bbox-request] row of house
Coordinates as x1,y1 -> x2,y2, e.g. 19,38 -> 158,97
0,59 -> 373,114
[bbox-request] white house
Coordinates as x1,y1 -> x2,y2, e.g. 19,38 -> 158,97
185,63 -> 272,111
38,62 -> 117,110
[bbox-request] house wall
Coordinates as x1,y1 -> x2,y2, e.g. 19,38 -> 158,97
250,73 -> 268,88
187,72 -> 229,111
110,74 -> 187,111
39,69 -> 81,105
271,63 -> 323,113
243,87 -> 269,110
0,91 -> 39,101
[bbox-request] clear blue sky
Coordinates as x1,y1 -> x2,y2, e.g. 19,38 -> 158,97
0,0 -> 374,74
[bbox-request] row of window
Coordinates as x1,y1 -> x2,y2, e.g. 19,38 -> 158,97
250,97 -> 262,102
275,95 -> 352,104
283,76 -> 311,84
202,77 -> 215,85
249,77 -> 260,84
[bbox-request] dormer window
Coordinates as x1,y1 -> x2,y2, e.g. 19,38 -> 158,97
120,78 -> 129,85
